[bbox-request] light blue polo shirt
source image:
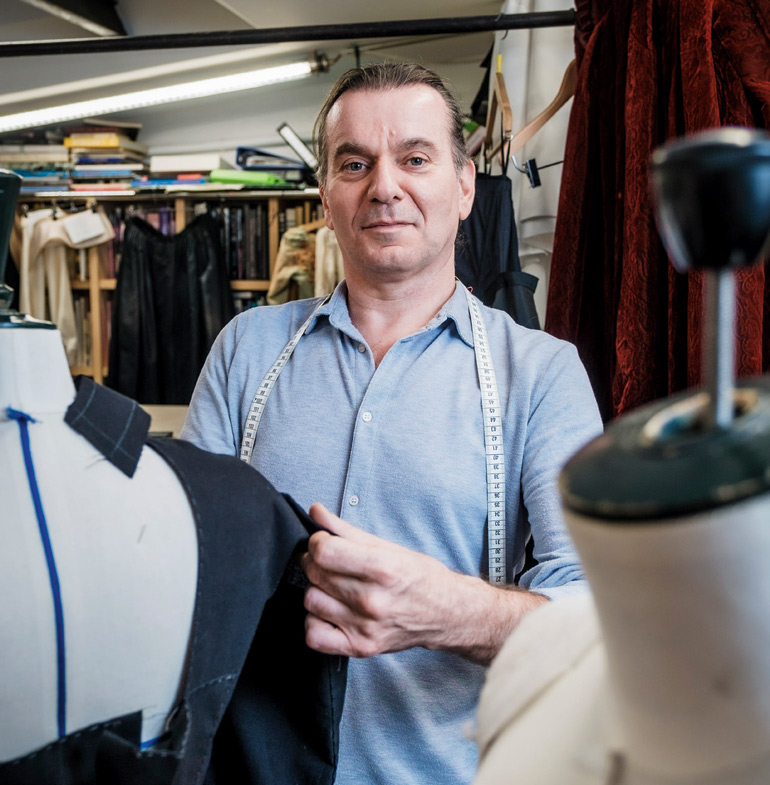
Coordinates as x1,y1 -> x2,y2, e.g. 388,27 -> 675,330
182,279 -> 603,785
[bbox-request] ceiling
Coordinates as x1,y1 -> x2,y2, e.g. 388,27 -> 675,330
1,0 -> 501,109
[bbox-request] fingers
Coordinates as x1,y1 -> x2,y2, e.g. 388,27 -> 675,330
301,501 -> 443,658
305,506 -> 388,583
305,613 -> 359,657
309,502 -> 377,544
304,587 -> 386,658
303,533 -> 376,584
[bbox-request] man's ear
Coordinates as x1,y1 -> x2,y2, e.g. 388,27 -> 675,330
319,185 -> 335,230
458,160 -> 476,222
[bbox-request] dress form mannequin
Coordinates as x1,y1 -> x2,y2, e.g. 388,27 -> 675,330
473,130 -> 770,785
0,170 -> 196,761
1,326 -> 197,760
0,170 -> 348,785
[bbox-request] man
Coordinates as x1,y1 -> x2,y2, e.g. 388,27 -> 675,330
181,62 -> 602,784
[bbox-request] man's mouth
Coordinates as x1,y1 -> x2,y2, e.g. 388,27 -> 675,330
362,220 -> 411,229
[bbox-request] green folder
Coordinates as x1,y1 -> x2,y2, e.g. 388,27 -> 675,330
209,168 -> 291,187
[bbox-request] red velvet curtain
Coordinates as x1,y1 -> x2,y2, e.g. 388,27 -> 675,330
546,0 -> 770,421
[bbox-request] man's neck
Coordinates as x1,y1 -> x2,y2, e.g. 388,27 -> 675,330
344,265 -> 457,367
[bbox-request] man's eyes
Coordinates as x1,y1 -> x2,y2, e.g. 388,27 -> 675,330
339,156 -> 428,172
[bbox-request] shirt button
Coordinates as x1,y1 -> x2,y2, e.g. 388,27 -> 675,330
362,411 -> 372,422
358,343 -> 366,353
349,495 -> 359,506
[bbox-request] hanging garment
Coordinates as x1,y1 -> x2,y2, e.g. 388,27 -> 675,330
6,215 -> 22,311
267,226 -> 315,304
107,214 -> 234,405
547,0 -> 770,421
456,173 -> 541,329
493,0 -> 576,326
0,376 -> 346,785
17,208 -> 114,365
314,226 -> 344,297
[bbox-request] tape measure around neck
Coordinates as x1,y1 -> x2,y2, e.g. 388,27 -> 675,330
240,289 -> 507,584
239,296 -> 329,463
464,288 -> 507,584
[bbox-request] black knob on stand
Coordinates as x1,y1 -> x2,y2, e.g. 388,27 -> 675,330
650,127 -> 770,429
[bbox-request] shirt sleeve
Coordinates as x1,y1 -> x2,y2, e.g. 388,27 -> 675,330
516,341 -> 603,600
180,320 -> 241,458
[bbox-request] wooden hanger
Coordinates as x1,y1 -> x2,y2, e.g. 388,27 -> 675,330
483,55 -> 513,169
508,59 -> 577,157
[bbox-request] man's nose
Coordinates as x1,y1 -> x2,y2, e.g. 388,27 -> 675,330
367,160 -> 404,202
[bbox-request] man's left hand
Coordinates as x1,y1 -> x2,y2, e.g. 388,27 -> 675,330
301,503 -> 548,664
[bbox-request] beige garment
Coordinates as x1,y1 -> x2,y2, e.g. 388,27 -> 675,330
10,214 -> 22,274
314,226 -> 344,297
20,207 -> 115,365
267,227 -> 315,305
473,592 -> 617,785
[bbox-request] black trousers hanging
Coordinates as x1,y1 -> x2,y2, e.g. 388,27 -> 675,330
107,214 -> 234,405
456,172 -> 541,329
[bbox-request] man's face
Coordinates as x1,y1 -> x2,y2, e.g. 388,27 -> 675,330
319,85 -> 475,284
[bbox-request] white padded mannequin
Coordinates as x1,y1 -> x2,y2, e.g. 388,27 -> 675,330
0,325 -> 197,761
474,429 -> 770,785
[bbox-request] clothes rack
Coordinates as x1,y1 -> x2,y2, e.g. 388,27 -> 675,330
0,11 -> 577,57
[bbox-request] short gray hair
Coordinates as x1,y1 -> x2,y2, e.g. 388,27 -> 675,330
313,61 -> 470,186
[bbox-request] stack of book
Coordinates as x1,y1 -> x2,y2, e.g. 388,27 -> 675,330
65,131 -> 149,192
136,152 -> 236,191
0,144 -> 72,193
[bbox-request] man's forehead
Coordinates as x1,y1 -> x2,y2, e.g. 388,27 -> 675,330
325,85 -> 452,144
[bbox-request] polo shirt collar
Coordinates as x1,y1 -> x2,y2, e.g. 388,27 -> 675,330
304,278 -> 475,348
428,280 -> 475,348
304,281 -> 356,337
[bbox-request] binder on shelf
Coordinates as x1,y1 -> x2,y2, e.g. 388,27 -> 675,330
235,147 -> 309,183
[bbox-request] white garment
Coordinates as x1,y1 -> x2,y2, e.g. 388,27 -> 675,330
492,0 -> 576,324
314,226 -> 344,297
19,208 -> 115,366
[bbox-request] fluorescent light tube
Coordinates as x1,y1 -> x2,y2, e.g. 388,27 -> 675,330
0,60 -> 314,133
